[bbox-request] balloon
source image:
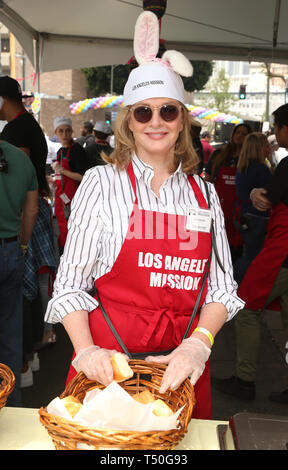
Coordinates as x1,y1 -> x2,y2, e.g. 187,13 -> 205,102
69,96 -> 243,125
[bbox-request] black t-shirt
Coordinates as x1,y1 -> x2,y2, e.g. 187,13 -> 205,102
57,142 -> 88,175
85,142 -> 112,169
266,155 -> 288,207
0,111 -> 48,191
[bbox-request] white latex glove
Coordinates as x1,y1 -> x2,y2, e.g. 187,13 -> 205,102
146,337 -> 211,393
72,345 -> 119,385
51,161 -> 62,173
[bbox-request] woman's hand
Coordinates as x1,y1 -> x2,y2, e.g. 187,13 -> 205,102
145,337 -> 211,393
72,345 -> 119,385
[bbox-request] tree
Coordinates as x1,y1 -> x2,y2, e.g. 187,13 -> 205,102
82,60 -> 213,97
82,65 -> 131,97
182,60 -> 213,92
204,68 -> 236,113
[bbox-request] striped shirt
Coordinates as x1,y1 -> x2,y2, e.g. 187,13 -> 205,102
45,154 -> 245,324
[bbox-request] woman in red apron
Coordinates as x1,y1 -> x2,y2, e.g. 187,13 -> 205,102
46,12 -> 244,420
52,117 -> 86,251
205,124 -> 251,261
67,161 -> 213,418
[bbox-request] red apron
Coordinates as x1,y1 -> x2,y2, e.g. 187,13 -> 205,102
214,164 -> 242,248
67,164 -> 212,419
238,202 -> 288,311
54,145 -> 80,248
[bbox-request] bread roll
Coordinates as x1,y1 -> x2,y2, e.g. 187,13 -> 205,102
133,389 -> 156,404
110,353 -> 134,382
61,395 -> 83,418
152,399 -> 174,417
133,389 -> 174,416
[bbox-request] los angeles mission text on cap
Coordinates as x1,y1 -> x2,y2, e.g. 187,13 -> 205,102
132,80 -> 164,91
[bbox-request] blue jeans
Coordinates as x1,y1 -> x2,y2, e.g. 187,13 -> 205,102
0,241 -> 24,406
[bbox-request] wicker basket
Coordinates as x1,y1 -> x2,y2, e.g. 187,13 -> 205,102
0,363 -> 15,411
39,359 -> 196,450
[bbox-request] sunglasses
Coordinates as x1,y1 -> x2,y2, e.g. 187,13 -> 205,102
131,104 -> 182,123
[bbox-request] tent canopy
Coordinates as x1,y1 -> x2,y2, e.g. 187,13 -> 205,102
0,0 -> 287,73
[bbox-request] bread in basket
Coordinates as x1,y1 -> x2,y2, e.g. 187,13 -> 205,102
39,359 -> 196,450
0,363 -> 15,411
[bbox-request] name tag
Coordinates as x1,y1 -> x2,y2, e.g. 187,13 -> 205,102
186,207 -> 212,233
60,193 -> 70,204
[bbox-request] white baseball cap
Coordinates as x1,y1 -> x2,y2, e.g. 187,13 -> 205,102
54,116 -> 72,131
123,62 -> 186,106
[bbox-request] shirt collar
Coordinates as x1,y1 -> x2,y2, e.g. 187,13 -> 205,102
132,152 -> 183,181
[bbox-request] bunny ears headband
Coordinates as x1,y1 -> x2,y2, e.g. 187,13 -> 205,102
123,11 -> 193,106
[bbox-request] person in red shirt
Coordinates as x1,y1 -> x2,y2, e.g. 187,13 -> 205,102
201,131 -> 214,167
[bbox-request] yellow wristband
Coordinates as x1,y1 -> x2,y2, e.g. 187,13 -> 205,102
21,244 -> 28,254
193,327 -> 214,347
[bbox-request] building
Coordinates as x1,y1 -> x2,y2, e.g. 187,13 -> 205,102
0,25 -> 111,138
195,60 -> 288,123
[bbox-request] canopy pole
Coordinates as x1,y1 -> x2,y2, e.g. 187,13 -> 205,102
34,34 -> 41,121
273,0 -> 281,47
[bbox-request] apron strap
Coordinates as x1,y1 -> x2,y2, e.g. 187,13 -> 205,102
94,289 -> 132,359
182,249 -> 212,339
200,176 -> 225,273
93,293 -> 174,359
127,161 -> 138,205
58,145 -> 72,191
183,177 -> 225,337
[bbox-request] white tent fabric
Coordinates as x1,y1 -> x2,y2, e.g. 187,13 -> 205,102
0,0 -> 287,73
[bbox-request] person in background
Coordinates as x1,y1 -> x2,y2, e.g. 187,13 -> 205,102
85,121 -> 113,169
212,104 -> 288,403
41,125 -> 61,176
0,76 -> 56,387
108,132 -> 115,149
0,140 -> 38,405
0,76 -> 48,194
189,118 -> 204,175
76,121 -> 95,148
233,132 -> 273,284
51,117 -> 88,253
201,131 -> 214,168
45,11 -> 244,420
204,123 -> 252,262
267,134 -> 279,168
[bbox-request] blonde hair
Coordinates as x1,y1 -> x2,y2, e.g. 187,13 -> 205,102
237,132 -> 268,173
101,105 -> 199,175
